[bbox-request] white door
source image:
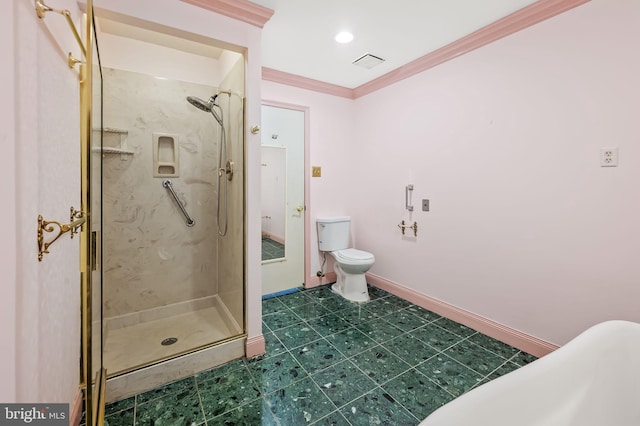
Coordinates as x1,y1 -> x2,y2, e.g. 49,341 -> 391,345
261,105 -> 305,295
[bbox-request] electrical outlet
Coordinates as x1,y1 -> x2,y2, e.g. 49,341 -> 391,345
600,147 -> 619,167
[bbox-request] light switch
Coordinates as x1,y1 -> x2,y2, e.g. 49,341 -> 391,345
312,166 -> 321,177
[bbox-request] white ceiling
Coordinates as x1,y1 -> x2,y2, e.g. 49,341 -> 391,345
251,0 -> 539,89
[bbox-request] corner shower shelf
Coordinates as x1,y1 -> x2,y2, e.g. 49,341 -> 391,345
92,127 -> 132,159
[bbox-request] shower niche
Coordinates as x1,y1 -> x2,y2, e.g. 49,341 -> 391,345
94,14 -> 246,400
153,132 -> 180,177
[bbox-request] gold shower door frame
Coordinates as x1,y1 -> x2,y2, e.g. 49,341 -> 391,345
79,1 -> 107,424
80,11 -> 249,419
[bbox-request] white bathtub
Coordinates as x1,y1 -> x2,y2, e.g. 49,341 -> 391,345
420,320 -> 640,426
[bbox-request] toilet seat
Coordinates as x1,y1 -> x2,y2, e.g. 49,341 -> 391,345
332,248 -> 374,264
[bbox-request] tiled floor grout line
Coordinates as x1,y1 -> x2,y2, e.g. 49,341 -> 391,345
192,362 -> 276,425
318,331 -> 423,423
335,313 -> 460,421
301,353 -> 354,425
132,396 -> 137,426
507,351 -> 525,364
470,356 -> 516,392
310,411 -> 353,426
439,333 -> 506,378
349,365 -> 432,423
371,345 -> 462,415
336,382 -> 423,423
400,327 -> 504,396
244,364 -> 284,426
193,376 -> 209,426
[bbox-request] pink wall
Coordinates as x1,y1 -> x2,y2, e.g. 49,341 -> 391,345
352,0 -> 640,346
0,0 -> 16,403
262,81 -> 356,281
2,0 -> 85,404
264,0 -> 640,346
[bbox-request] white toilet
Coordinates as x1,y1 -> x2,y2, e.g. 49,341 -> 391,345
317,216 -> 375,302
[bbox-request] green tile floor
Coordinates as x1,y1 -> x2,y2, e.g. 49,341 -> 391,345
103,284 -> 536,425
262,237 -> 285,261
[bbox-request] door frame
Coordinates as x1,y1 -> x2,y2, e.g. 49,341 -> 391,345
261,100 -> 310,288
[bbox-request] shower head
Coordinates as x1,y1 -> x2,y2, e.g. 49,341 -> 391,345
186,95 -> 223,125
187,95 -> 212,112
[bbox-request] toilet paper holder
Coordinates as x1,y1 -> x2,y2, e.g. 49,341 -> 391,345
398,220 -> 418,237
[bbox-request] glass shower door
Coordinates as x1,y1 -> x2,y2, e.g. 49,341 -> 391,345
93,14 -> 246,377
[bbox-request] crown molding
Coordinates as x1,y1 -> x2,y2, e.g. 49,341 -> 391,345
353,0 -> 589,98
181,0 -> 274,28
262,67 -> 355,99
262,0 -> 590,99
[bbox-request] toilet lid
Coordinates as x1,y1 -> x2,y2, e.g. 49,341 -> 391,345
335,248 -> 374,261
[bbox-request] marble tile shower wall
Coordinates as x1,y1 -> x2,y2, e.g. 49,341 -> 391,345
103,67 -> 221,319
213,58 -> 245,328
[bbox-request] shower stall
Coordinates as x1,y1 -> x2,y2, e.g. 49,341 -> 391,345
93,18 -> 246,401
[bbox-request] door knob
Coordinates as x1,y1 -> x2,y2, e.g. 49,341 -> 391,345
295,205 -> 304,212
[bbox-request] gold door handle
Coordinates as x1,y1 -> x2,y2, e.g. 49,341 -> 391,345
296,205 -> 305,213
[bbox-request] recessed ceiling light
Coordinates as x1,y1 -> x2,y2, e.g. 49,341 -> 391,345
335,31 -> 354,44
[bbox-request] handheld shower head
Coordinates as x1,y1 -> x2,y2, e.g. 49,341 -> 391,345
187,96 -> 215,112
186,95 -> 222,125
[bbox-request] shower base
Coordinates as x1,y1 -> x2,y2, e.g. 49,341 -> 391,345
106,336 -> 245,403
104,295 -> 242,376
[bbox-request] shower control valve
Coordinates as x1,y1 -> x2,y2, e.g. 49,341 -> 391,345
219,160 -> 234,181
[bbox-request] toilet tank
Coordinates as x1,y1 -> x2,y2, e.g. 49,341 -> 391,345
317,216 -> 351,252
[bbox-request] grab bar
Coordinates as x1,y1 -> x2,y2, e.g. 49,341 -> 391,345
163,180 -> 195,227
405,184 -> 414,212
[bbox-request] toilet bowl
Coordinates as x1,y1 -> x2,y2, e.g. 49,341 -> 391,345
317,217 -> 375,302
330,248 -> 375,302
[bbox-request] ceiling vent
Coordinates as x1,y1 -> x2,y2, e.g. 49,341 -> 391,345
352,53 -> 385,69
